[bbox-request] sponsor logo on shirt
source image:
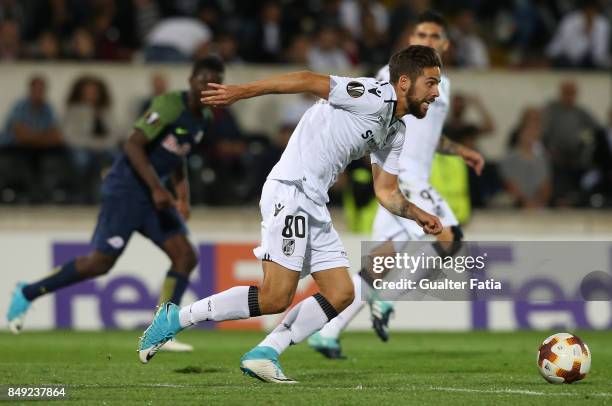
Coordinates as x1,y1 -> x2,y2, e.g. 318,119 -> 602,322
145,111 -> 160,125
346,81 -> 365,98
162,134 -> 191,156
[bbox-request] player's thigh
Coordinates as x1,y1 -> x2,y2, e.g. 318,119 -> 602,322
311,267 -> 354,311
254,180 -> 308,273
160,232 -> 198,270
91,196 -> 139,256
141,204 -> 188,251
258,260 -> 301,314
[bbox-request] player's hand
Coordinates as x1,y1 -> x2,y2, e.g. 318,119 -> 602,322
415,209 -> 443,235
176,199 -> 191,221
460,148 -> 485,176
200,83 -> 244,107
152,186 -> 176,210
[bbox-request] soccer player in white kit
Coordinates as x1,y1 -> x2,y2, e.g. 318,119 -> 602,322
308,11 -> 485,359
138,45 -> 445,383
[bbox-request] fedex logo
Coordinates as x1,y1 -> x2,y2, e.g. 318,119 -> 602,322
52,242 -> 317,330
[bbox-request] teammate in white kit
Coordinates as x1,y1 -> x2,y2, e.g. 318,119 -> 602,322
138,45 -> 445,383
308,11 -> 485,359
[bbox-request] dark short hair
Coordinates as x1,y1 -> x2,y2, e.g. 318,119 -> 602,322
388,45 -> 442,84
417,10 -> 448,36
191,56 -> 225,77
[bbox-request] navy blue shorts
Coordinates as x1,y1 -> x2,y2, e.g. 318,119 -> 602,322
91,195 -> 188,255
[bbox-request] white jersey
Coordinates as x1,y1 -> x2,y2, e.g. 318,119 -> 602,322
375,65 -> 451,182
268,75 -> 405,205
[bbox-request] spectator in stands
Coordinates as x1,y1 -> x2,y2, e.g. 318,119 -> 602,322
542,80 -> 600,206
138,71 -> 169,115
0,19 -> 20,60
444,93 -> 495,150
358,8 -> 389,67
144,17 -> 212,62
239,1 -> 288,63
389,0 -> 430,40
307,25 -> 351,72
215,32 -> 243,65
132,0 -> 162,47
63,75 -> 120,202
285,34 -> 311,65
2,75 -> 62,148
448,9 -> 489,68
500,107 -> 551,209
1,75 -> 72,203
28,31 -> 61,60
88,0 -> 134,61
66,28 -> 96,60
546,0 -> 610,69
339,0 -> 389,42
444,93 -> 496,208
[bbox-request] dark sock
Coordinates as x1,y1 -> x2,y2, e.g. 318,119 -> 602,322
248,286 -> 261,317
158,270 -> 190,305
22,260 -> 81,301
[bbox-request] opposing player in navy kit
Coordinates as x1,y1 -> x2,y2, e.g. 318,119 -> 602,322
7,57 -> 224,353
139,45 -> 444,383
308,11 -> 485,359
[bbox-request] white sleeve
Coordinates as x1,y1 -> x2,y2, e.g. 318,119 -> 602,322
370,130 -> 404,175
328,75 -> 383,116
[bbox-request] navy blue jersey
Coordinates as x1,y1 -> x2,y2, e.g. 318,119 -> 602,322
102,91 -> 211,199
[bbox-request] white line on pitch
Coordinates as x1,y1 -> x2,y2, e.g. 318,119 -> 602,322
427,386 -> 612,398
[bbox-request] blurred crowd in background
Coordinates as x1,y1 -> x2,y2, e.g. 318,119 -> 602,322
0,0 -> 611,224
0,0 -> 610,69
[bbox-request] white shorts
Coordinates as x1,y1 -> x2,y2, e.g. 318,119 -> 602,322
253,180 -> 350,276
372,179 -> 458,242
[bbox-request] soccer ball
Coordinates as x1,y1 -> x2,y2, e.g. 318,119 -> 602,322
537,332 -> 591,384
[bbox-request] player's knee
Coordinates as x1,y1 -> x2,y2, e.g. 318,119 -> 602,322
324,285 -> 355,313
258,290 -> 292,314
170,244 -> 198,274
84,255 -> 116,276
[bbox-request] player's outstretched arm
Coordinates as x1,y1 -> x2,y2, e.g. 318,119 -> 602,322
124,129 -> 176,210
437,135 -> 485,176
372,164 -> 442,235
200,71 -> 330,106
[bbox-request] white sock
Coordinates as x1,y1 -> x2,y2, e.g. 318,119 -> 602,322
319,273 -> 365,339
179,286 -> 254,328
258,294 -> 336,355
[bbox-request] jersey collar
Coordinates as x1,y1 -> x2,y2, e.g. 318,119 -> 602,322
384,85 -> 403,127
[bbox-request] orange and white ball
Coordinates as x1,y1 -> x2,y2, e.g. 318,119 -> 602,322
537,333 -> 591,384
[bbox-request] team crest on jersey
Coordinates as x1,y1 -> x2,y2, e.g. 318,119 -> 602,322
145,111 -> 160,125
162,134 -> 191,156
346,81 -> 365,98
282,239 -> 295,256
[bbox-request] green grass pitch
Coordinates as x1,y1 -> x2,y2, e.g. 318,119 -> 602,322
1,330 -> 611,405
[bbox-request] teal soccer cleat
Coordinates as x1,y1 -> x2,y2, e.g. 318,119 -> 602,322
138,302 -> 182,364
7,283 -> 31,334
240,346 -> 297,383
369,300 -> 394,342
307,331 -> 346,359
